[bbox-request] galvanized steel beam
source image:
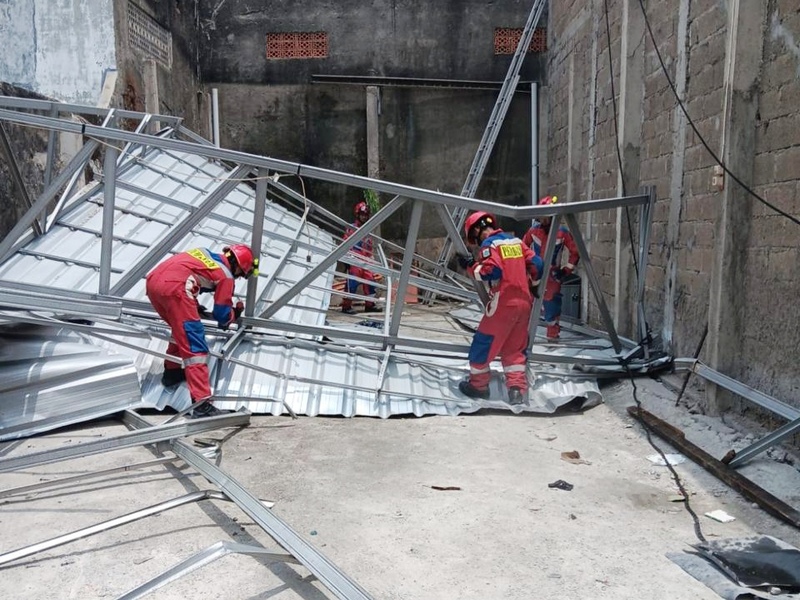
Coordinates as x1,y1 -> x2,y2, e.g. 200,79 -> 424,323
170,438 -> 374,600
109,165 -> 252,296
565,213 -> 624,353
117,541 -> 299,600
0,107 -> 649,220
0,411 -> 251,472
0,490 -> 229,567
0,95 -> 183,125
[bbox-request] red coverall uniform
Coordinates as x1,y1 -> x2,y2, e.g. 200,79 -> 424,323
342,222 -> 377,311
145,248 -> 238,401
523,223 -> 580,338
466,230 -> 543,391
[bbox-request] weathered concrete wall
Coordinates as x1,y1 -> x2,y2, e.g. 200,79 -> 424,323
199,0 -> 542,83
0,0 -> 116,104
545,0 -> 800,411
112,0 -> 205,132
197,0 -> 544,238
213,81 -> 533,241
0,83 -> 51,239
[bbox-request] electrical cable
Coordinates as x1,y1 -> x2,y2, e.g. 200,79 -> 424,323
637,0 -> 800,227
622,360 -> 708,543
603,0 -> 640,279
605,0 -> 707,544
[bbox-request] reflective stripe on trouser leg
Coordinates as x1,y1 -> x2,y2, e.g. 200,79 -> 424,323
185,355 -> 211,402
467,330 -> 494,389
499,309 -> 530,389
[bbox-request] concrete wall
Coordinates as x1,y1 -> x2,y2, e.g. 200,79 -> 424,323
115,0 -> 206,132
0,83 -> 52,239
545,0 -> 800,411
197,0 -> 545,236
0,0 -> 116,104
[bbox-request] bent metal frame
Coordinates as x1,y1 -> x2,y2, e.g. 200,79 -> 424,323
2,96 -> 798,591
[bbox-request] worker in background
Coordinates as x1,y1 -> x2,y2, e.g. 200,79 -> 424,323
341,200 -> 380,314
523,195 -> 580,341
457,211 -> 543,405
145,244 -> 257,418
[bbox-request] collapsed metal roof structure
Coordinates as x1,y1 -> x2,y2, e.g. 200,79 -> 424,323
0,93 -> 669,437
0,90 -> 668,599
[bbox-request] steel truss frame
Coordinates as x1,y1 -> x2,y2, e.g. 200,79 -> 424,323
0,95 -> 669,421
0,411 -> 371,600
0,409 -> 374,599
0,99 -> 654,338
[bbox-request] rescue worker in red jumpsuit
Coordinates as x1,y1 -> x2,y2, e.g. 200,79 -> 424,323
522,196 -> 580,341
341,201 -> 379,314
457,211 -> 543,405
146,245 -> 257,417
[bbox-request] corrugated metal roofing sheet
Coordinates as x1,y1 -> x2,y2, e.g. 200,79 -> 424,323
0,325 -> 142,440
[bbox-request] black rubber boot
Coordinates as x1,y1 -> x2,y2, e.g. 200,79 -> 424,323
189,400 -> 222,419
508,387 -> 527,406
161,368 -> 186,388
458,380 -> 490,399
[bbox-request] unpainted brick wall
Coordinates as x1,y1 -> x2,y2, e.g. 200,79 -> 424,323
545,0 -> 800,409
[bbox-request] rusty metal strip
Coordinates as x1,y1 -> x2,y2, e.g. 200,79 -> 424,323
627,406 -> 800,528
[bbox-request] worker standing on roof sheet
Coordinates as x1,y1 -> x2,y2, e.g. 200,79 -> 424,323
145,245 -> 257,418
457,211 -> 543,406
523,196 -> 580,341
341,200 -> 380,314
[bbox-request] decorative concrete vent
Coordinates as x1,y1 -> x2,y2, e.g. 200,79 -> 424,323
127,3 -> 173,69
494,27 -> 547,54
266,32 -> 329,59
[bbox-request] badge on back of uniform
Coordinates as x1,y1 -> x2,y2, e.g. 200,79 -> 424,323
481,248 -> 491,259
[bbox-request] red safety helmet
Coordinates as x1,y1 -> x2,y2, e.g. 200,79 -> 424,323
224,244 -> 257,278
354,201 -> 371,221
538,195 -> 558,206
464,211 -> 497,244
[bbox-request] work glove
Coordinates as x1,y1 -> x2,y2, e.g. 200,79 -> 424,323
457,254 -> 476,270
561,266 -> 574,278
196,303 -> 209,319
530,280 -> 541,299
234,301 -> 245,320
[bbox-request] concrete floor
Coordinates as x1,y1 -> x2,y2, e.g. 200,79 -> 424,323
1,376 -> 799,600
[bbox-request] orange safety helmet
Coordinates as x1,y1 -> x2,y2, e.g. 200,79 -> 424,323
463,211 -> 497,244
224,244 -> 257,278
538,195 -> 558,206
354,201 -> 371,221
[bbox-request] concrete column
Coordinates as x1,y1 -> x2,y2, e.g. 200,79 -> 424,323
143,59 -> 160,132
613,0 -> 645,333
706,0 -> 766,413
583,2 -> 601,323
366,86 -> 380,180
663,0 -> 690,350
366,85 -> 381,236
566,52 -> 577,203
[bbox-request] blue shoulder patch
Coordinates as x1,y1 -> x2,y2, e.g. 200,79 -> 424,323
481,248 -> 491,259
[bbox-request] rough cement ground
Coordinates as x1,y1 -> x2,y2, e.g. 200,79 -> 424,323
1,376 -> 800,599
